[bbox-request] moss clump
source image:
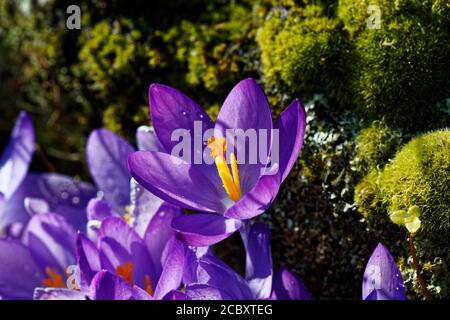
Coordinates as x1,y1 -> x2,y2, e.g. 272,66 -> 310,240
340,0 -> 450,130
257,5 -> 350,105
356,129 -> 450,237
164,1 -> 259,102
76,18 -> 159,136
380,130 -> 450,236
355,121 -> 403,170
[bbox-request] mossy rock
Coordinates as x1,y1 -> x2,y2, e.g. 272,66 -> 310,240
257,5 -> 350,105
356,129 -> 450,238
340,0 -> 450,130
355,120 -> 403,170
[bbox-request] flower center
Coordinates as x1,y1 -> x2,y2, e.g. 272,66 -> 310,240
42,267 -> 65,288
207,136 -> 241,202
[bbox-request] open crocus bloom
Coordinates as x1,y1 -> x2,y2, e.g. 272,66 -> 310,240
128,78 -> 306,246
86,128 -> 180,238
184,222 -> 310,300
362,243 -> 406,300
35,211 -> 185,300
0,212 -> 77,299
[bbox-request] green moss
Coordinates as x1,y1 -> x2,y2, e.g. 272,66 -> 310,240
164,1 -> 258,99
379,130 -> 450,236
340,0 -> 450,129
258,5 -> 349,104
75,18 -> 158,137
78,19 -> 156,97
355,121 -> 403,170
356,129 -> 450,237
354,169 -> 382,218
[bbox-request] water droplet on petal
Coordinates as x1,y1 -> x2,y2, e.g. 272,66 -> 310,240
182,111 -> 189,117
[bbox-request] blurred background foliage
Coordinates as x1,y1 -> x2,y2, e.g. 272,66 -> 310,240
0,0 -> 449,299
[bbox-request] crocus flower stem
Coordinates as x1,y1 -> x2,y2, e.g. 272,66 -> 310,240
408,234 -> 433,300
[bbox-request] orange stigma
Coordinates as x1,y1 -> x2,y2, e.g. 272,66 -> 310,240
42,267 -> 65,288
116,261 -> 133,286
144,275 -> 154,296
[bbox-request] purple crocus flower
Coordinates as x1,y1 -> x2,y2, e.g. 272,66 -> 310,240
128,79 -> 306,246
86,127 -> 180,237
184,222 -> 310,300
0,212 -> 77,299
35,211 -> 185,300
0,112 -> 95,233
362,243 -> 406,300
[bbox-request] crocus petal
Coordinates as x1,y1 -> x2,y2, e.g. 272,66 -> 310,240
131,285 -> 152,300
2,173 -> 96,231
90,271 -> 133,300
0,239 -> 43,299
273,99 -> 306,182
172,214 -> 242,247
129,178 -> 165,237
136,126 -> 165,152
362,243 -> 406,300
143,203 -> 181,276
128,151 -> 226,213
0,111 -> 35,200
0,192 -> 4,219
24,197 -> 50,216
86,198 -> 115,221
215,79 -> 273,193
223,172 -> 281,220
23,213 -> 77,275
153,236 -> 185,300
97,217 -> 157,289
76,234 -> 101,290
162,290 -> 188,300
183,246 -> 212,285
185,284 -> 233,300
271,268 -> 311,300
195,255 -> 253,300
148,83 -> 214,157
34,288 -> 88,300
86,129 -> 135,210
240,222 -> 273,299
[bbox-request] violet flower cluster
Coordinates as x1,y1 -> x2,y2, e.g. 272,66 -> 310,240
0,79 -> 406,300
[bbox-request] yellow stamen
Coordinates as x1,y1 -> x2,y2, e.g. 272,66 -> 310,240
116,261 -> 133,286
42,267 -> 65,288
208,137 -> 241,202
124,205 -> 131,225
230,153 -> 241,196
144,275 -> 154,296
